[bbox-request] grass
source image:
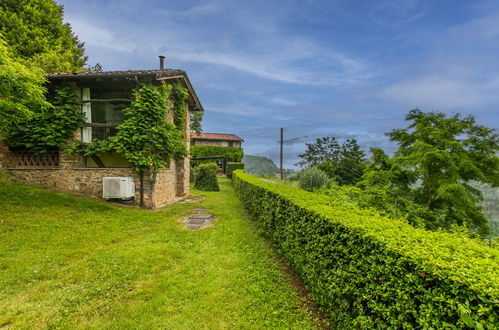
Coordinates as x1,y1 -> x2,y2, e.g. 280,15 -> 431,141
0,176 -> 318,329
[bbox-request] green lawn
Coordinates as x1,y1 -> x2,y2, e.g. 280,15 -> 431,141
0,176 -> 318,329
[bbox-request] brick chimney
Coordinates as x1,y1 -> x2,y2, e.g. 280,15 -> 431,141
159,55 -> 165,70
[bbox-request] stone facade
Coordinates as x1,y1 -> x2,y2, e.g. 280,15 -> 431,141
0,108 -> 193,210
192,139 -> 241,148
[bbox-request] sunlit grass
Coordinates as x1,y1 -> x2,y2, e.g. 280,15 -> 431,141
0,177 -> 316,329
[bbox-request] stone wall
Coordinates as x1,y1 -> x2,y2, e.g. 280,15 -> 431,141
192,140 -> 241,148
0,90 -> 193,209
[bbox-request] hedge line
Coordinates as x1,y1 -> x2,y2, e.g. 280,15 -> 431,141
232,170 -> 498,328
191,146 -> 243,161
226,162 -> 244,178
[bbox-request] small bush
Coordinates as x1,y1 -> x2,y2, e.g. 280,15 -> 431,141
194,163 -> 219,191
226,162 -> 244,178
299,167 -> 330,191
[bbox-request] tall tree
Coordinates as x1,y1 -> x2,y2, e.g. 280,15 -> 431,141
297,137 -> 366,185
0,38 -> 49,131
387,109 -> 499,234
0,0 -> 87,72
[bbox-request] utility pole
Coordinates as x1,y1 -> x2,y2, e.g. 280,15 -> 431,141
280,128 -> 283,180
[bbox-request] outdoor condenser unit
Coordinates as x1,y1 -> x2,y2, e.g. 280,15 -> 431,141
102,177 -> 135,200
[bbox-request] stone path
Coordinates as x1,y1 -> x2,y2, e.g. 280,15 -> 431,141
178,209 -> 215,230
180,196 -> 206,204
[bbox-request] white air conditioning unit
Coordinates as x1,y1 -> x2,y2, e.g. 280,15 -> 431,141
103,177 -> 135,200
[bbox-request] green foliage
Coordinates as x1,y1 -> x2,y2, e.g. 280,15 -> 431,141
385,109 -> 499,235
194,163 -> 219,191
242,155 -> 278,177
6,85 -> 84,153
226,162 -> 244,178
171,80 -> 188,130
190,111 -> 203,134
109,84 -> 186,172
298,166 -> 330,191
0,39 -> 49,131
297,137 -> 367,185
232,170 -> 499,328
67,84 -> 187,173
0,0 -> 87,72
191,145 -> 244,167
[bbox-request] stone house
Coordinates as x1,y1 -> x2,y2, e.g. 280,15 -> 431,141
191,133 -> 244,148
0,60 -> 204,209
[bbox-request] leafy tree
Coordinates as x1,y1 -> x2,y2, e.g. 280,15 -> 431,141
0,38 -> 49,131
386,109 -> 499,234
190,111 -> 203,134
297,136 -> 367,185
0,0 -> 87,72
6,85 -> 84,153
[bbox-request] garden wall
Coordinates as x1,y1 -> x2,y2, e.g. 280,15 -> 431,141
232,170 -> 498,328
1,143 -> 186,209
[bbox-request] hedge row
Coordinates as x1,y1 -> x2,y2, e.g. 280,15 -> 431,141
226,162 -> 244,178
190,145 -> 243,164
232,170 -> 498,328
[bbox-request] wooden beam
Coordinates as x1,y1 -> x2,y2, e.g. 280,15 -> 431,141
81,99 -> 131,103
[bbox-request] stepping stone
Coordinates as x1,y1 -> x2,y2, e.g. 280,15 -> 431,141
188,219 -> 206,225
190,214 -> 213,219
194,208 -> 209,212
186,225 -> 201,230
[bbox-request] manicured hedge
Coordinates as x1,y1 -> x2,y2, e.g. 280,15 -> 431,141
232,170 -> 499,328
190,146 -> 243,167
194,163 -> 219,191
226,162 -> 244,178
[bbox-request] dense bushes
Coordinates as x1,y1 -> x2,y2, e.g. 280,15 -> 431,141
232,170 -> 498,328
194,163 -> 219,191
299,166 -> 330,191
190,145 -> 243,167
226,162 -> 244,178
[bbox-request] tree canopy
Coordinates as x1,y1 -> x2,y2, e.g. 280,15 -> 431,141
297,137 -> 366,185
0,38 -> 49,131
0,0 -> 87,72
384,109 -> 499,234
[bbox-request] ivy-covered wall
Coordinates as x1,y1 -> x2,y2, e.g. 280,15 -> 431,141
1,78 -> 194,208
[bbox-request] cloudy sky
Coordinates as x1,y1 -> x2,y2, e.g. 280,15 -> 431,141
59,0 -> 499,168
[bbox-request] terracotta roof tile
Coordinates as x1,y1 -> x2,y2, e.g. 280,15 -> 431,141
191,133 -> 244,142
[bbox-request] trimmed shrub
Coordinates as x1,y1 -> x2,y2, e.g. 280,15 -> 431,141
299,166 -> 330,191
226,162 -> 244,178
194,163 -> 219,191
232,170 -> 499,328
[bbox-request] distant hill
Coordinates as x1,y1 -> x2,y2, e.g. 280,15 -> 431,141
473,182 -> 499,237
243,155 -> 278,177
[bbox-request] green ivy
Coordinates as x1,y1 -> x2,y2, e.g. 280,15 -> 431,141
190,145 -> 244,168
66,83 -> 188,173
171,80 -> 188,130
232,170 -> 498,328
6,85 -> 84,153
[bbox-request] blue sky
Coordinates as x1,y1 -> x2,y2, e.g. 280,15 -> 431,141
59,0 -> 499,168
